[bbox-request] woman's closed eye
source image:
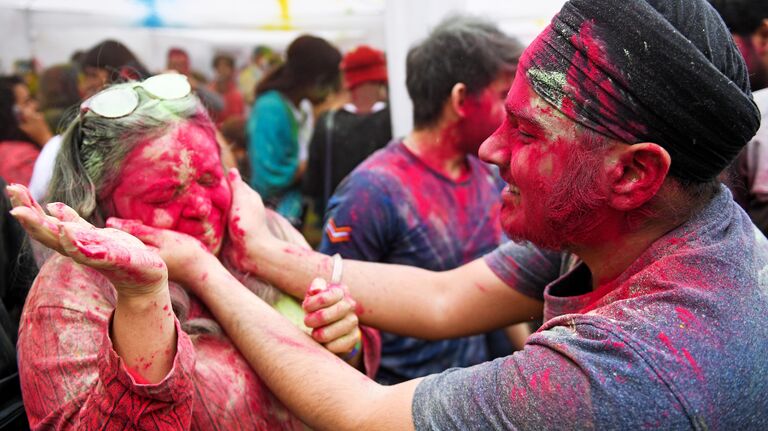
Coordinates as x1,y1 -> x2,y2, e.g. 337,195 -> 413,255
197,172 -> 219,187
144,188 -> 179,204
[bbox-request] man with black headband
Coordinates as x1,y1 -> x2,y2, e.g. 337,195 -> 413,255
88,0 -> 766,429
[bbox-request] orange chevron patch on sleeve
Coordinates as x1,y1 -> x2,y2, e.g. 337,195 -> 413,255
326,218 -> 352,243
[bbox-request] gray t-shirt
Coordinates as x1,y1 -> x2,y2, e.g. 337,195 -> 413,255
412,188 -> 768,430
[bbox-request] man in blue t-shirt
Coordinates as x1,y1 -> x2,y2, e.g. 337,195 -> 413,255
319,16 -> 524,383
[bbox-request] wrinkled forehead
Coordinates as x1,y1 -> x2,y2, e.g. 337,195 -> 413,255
127,122 -> 221,171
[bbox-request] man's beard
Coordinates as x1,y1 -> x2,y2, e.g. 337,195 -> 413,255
511,145 -> 609,251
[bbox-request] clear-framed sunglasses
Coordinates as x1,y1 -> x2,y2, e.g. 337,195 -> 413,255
79,73 -> 192,119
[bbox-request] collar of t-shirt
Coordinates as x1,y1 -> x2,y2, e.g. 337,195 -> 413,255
540,186 -> 732,322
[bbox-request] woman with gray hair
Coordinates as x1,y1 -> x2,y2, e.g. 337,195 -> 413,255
7,73 -> 378,430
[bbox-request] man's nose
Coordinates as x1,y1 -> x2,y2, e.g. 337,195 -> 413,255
478,129 -> 508,166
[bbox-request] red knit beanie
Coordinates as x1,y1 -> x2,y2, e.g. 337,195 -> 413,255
340,45 -> 388,89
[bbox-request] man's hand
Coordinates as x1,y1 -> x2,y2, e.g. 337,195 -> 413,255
107,217 -> 218,290
225,168 -> 276,273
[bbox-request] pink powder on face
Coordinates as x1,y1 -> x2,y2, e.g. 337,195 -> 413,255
479,72 -> 599,250
109,122 -> 232,254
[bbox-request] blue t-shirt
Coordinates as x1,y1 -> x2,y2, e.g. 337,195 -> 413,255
247,90 -> 302,222
413,187 -> 768,430
319,140 -> 504,383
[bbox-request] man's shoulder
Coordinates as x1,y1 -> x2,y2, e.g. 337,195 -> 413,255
347,142 -> 415,184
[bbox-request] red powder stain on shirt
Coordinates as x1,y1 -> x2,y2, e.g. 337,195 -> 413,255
681,348 -> 704,381
528,368 -> 552,392
658,332 -> 678,355
675,307 -> 697,328
509,385 -> 527,402
126,365 -> 151,384
658,332 -> 704,381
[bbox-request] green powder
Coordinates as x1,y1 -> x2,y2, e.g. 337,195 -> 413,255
526,68 -> 568,108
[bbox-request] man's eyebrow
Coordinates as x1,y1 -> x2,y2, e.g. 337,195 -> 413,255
506,102 -> 540,127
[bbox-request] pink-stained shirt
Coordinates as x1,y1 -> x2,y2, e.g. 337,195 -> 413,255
18,254 -> 379,430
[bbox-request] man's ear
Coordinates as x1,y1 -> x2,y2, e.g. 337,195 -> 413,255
448,83 -> 468,118
604,142 -> 671,211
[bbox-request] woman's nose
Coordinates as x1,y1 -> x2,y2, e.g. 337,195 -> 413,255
182,194 -> 212,219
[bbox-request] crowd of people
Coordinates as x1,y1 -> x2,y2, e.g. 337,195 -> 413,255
1,0 -> 767,429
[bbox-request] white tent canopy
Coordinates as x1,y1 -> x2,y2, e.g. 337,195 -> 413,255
0,0 -> 567,136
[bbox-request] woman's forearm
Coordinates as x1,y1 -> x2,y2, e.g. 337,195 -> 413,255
111,287 -> 177,384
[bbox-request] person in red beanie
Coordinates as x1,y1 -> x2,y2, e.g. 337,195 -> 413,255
303,45 -> 393,216
341,45 -> 389,114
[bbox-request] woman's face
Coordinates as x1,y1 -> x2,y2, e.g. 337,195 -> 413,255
109,122 -> 232,254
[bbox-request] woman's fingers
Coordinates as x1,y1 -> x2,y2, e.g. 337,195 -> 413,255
9,206 -> 64,253
323,329 -> 361,356
58,221 -> 167,293
47,202 -> 90,226
303,295 -> 354,329
59,222 -> 118,268
6,183 -> 45,214
302,285 -> 345,313
311,313 -> 359,344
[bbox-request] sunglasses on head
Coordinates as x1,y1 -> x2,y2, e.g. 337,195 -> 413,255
79,73 -> 192,119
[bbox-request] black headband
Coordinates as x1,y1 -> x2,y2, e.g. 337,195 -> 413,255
521,0 -> 760,182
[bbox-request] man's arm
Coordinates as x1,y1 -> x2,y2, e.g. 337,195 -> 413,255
249,238 -> 541,340
225,171 -> 545,339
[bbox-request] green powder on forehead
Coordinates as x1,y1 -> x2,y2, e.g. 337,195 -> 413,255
526,68 -> 568,108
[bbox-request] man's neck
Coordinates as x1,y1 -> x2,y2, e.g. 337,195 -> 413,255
403,125 -> 469,180
572,215 -> 685,290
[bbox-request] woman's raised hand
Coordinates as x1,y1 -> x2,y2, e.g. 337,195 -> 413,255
7,184 -> 167,296
302,278 -> 363,364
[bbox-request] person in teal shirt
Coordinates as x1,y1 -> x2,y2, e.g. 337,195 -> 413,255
248,35 -> 341,226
